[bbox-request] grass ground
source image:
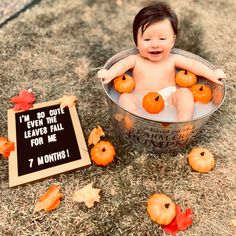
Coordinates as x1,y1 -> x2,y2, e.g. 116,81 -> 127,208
0,0 -> 235,235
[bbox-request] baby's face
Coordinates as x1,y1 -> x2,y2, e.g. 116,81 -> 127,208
137,19 -> 176,62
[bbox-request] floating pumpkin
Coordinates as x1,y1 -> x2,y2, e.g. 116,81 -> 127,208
175,70 -> 197,87
190,84 -> 212,103
114,73 -> 135,93
188,147 -> 215,173
143,92 -> 165,114
90,141 -> 115,166
147,193 -> 176,225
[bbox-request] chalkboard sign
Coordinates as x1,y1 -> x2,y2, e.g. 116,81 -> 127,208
8,100 -> 91,187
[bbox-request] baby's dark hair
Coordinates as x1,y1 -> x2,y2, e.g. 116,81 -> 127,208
133,2 -> 178,45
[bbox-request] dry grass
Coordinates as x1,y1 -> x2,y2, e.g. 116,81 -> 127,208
0,0 -> 235,235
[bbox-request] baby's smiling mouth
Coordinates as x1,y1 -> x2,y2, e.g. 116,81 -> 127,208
149,51 -> 162,55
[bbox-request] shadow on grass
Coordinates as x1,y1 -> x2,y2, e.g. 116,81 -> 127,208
175,10 -> 214,61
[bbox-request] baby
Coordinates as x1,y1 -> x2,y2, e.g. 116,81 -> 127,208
97,2 -> 225,122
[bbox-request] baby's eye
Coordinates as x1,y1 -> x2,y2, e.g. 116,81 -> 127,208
160,38 -> 167,40
144,38 -> 151,41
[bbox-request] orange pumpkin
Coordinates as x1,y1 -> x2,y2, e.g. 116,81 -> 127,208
143,92 -> 165,114
190,84 -> 212,103
188,147 -> 215,173
147,193 -> 176,225
114,73 -> 135,93
90,141 -> 115,166
175,69 -> 197,87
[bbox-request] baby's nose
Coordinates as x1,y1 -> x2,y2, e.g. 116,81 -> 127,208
151,39 -> 160,47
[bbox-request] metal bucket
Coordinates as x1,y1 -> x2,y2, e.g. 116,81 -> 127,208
102,48 -> 226,153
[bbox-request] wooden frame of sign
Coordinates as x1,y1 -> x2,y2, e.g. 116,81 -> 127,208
8,100 -> 91,187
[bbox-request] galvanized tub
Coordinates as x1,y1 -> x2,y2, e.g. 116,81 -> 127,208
102,48 -> 226,153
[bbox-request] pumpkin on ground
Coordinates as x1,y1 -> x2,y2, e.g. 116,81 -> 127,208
90,140 -> 116,166
143,92 -> 165,114
147,193 -> 176,225
188,147 -> 215,173
114,73 -> 135,93
190,84 -> 212,103
175,70 -> 197,87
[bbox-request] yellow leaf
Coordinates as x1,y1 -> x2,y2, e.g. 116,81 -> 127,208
72,183 -> 101,208
87,126 -> 105,146
58,95 -> 77,108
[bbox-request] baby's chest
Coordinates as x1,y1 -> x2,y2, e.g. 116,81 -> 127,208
133,61 -> 175,81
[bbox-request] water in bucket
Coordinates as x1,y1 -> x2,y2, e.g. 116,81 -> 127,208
108,86 -> 215,122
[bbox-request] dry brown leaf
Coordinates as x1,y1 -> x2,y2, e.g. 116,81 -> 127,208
58,95 -> 77,108
72,183 -> 101,208
87,125 -> 105,146
34,185 -> 64,212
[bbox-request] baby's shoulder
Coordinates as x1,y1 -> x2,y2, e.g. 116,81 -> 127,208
123,54 -> 137,64
170,53 -> 187,62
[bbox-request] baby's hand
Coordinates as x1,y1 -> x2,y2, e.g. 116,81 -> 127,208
213,69 -> 226,85
97,69 -> 113,84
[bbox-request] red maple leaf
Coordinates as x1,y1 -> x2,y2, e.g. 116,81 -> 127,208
162,204 -> 193,235
0,137 -> 15,159
11,90 -> 36,111
177,208 -> 193,230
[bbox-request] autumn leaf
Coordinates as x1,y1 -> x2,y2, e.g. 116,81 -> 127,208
34,185 -> 64,212
162,205 -> 181,235
162,218 -> 179,235
72,182 -> 101,208
176,208 -> 193,230
58,95 -> 77,108
162,205 -> 193,235
0,137 -> 15,159
87,126 -> 105,146
11,89 -> 36,111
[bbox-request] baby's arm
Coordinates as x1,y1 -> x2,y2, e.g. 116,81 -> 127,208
174,54 -> 225,85
97,55 -> 136,84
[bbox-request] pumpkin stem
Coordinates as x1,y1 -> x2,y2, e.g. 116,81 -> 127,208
155,96 -> 159,101
199,86 -> 203,91
102,147 -> 106,152
184,69 -> 188,74
165,203 -> 170,209
122,76 -> 126,80
200,151 -> 205,156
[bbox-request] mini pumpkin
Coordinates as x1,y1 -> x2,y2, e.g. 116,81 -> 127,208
188,147 -> 215,173
147,193 -> 176,225
143,92 -> 165,114
175,69 -> 197,87
90,141 -> 116,166
190,84 -> 212,103
114,73 -> 135,93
